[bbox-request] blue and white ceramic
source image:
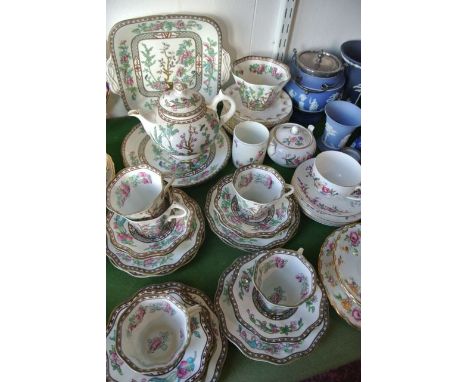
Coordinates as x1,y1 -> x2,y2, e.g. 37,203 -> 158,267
290,49 -> 344,90
318,101 -> 361,151
340,40 -> 361,105
350,135 -> 361,151
284,79 -> 343,114
285,49 -> 345,114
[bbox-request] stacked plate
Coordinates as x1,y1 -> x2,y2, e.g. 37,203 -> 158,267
106,154 -> 115,187
291,158 -> 361,226
220,84 -> 292,134
106,189 -> 205,277
106,283 -> 228,382
205,175 -> 300,252
214,249 -> 329,364
318,223 -> 361,330
121,125 -> 231,188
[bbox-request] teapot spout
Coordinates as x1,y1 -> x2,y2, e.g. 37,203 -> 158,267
128,109 -> 156,134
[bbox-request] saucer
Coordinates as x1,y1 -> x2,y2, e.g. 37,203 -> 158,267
205,177 -> 300,252
229,252 -> 327,343
107,283 -> 228,382
106,192 -> 205,277
106,189 -> 194,258
221,84 -> 292,134
296,196 -> 361,227
333,222 -> 361,303
318,226 -> 361,330
107,290 -> 214,381
292,158 -> 361,224
121,124 -> 231,187
215,254 -> 329,365
213,175 -> 295,238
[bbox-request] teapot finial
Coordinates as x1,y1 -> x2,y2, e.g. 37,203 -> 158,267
173,81 -> 187,93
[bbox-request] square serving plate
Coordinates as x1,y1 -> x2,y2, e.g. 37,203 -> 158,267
108,14 -> 223,110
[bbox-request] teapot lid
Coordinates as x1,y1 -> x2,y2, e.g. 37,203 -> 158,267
158,82 -> 205,118
297,50 -> 343,78
274,123 -> 314,149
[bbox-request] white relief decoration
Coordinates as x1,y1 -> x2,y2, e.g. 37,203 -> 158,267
308,98 -> 319,111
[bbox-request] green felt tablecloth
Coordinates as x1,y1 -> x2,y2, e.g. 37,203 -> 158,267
106,116 -> 361,382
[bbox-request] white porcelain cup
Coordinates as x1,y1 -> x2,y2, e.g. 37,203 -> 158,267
106,164 -> 174,220
116,294 -> 201,374
232,164 -> 294,219
128,199 -> 188,239
253,248 -> 316,314
312,151 -> 361,199
232,121 -> 269,168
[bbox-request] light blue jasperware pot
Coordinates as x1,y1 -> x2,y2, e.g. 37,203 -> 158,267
341,40 -> 361,105
318,100 -> 361,151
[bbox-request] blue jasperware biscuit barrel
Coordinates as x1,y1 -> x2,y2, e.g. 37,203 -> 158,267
284,49 -> 345,113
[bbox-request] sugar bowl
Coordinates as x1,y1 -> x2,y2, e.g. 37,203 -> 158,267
267,123 -> 316,168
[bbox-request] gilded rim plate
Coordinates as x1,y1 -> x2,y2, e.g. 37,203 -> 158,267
106,189 -> 194,258
121,124 -> 231,188
221,84 -> 292,133
213,175 -> 295,238
205,176 -> 300,252
318,225 -> 361,330
333,222 -> 361,303
106,191 -> 205,277
228,251 -> 327,343
106,283 -> 228,382
107,288 -> 217,382
292,158 -> 361,220
214,254 -> 329,364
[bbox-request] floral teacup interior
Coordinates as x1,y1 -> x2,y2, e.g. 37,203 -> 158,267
254,249 -> 315,308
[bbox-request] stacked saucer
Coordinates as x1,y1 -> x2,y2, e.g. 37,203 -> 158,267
106,182 -> 205,277
215,248 -> 329,364
221,84 -> 292,134
291,158 -> 361,226
318,223 -> 361,330
121,124 -> 231,188
106,283 -> 228,382
205,165 -> 299,252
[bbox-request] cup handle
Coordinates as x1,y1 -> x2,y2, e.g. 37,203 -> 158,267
308,124 -> 315,134
269,140 -> 277,155
283,184 -> 295,197
346,185 -> 361,201
166,202 -> 188,221
186,304 -> 202,317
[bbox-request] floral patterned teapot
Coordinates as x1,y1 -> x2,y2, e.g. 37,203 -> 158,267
128,82 -> 236,159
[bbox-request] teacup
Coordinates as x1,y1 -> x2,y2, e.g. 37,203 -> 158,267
318,100 -> 361,151
232,164 -> 294,219
253,248 -> 316,314
312,151 -> 361,199
127,195 -> 188,239
106,164 -> 174,220
232,56 -> 290,111
116,294 -> 201,374
232,121 -> 269,168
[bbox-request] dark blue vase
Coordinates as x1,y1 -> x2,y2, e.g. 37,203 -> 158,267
340,40 -> 361,105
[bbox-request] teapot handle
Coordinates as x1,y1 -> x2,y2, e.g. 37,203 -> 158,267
208,90 -> 236,126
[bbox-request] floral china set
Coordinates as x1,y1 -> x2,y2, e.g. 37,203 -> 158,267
215,248 -> 329,364
106,13 -> 362,376
107,283 -> 228,382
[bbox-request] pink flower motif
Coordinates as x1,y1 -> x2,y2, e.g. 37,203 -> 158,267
152,22 -> 163,30
176,66 -> 184,77
275,257 -> 286,268
175,20 -> 185,29
126,77 -> 134,86
295,273 -> 305,283
352,308 -> 361,321
322,186 -> 330,194
349,231 -> 360,247
121,55 -> 129,63
110,352 -> 123,365
177,361 -> 190,378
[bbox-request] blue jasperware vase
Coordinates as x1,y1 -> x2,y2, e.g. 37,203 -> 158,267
340,40 -> 361,105
318,100 -> 361,151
